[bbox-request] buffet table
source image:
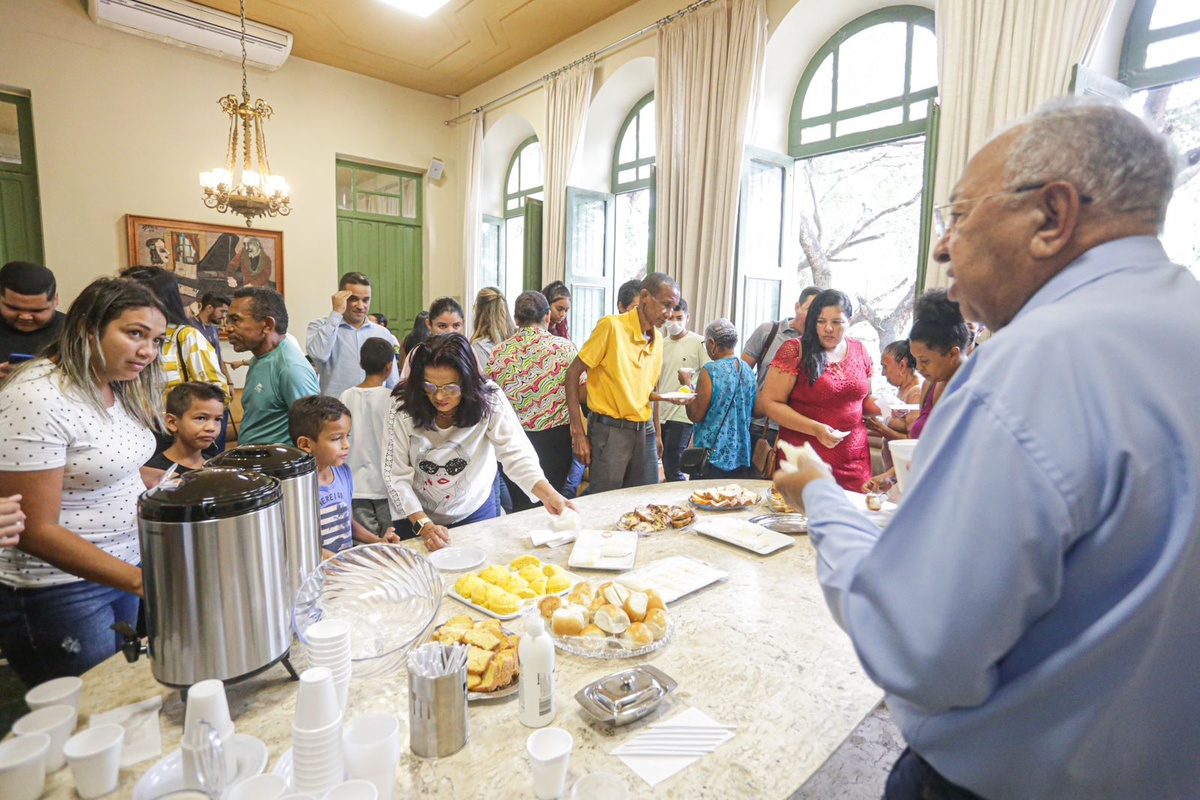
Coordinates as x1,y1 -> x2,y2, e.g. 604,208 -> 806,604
41,479 -> 881,798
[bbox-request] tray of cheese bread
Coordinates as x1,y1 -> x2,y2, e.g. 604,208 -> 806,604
431,616 -> 520,700
539,580 -> 673,659
449,555 -> 580,620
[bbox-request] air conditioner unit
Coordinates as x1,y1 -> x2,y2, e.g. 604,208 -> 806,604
88,0 -> 293,72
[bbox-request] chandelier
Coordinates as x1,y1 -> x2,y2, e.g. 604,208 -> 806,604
199,0 -> 291,226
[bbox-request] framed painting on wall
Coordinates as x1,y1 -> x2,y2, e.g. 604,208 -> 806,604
125,215 -> 284,314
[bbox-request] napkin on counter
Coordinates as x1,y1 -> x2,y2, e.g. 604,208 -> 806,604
90,695 -> 163,766
613,707 -> 735,788
842,488 -> 898,526
529,528 -> 578,548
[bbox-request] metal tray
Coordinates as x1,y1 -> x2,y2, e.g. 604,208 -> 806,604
747,513 -> 808,535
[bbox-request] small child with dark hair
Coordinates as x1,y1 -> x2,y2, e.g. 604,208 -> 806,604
140,382 -> 225,485
289,394 -> 399,558
338,337 -> 397,537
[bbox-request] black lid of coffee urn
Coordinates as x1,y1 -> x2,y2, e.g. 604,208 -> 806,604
139,467 -> 282,523
206,443 -> 315,480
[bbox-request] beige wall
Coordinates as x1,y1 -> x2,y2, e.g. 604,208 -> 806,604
1,0 -> 457,339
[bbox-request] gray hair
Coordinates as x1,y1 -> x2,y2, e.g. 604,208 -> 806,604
1005,97 -> 1176,228
704,318 -> 738,350
513,290 -> 550,325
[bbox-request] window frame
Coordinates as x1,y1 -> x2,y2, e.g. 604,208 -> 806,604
612,92 -> 656,194
335,159 -> 422,226
788,5 -> 936,159
1119,0 -> 1200,90
503,135 -> 545,219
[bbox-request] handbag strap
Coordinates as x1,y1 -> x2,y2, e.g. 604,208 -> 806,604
756,321 -> 781,367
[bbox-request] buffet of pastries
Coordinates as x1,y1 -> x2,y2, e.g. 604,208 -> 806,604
539,580 -> 671,652
616,504 -> 695,532
431,616 -> 519,694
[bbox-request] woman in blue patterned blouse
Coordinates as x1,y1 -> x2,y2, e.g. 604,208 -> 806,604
686,318 -> 756,478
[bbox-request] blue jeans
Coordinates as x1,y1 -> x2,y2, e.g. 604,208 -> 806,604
660,421 -> 693,482
562,458 -> 585,499
0,579 -> 140,688
392,482 -> 501,540
885,748 -> 987,800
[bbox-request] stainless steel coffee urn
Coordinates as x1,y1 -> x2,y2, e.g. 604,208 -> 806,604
207,445 -> 321,599
138,468 -> 292,688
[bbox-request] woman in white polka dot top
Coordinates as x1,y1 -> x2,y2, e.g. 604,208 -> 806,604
0,277 -> 167,687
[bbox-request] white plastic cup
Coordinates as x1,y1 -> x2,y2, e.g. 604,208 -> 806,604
63,723 -> 124,799
12,703 -> 77,772
295,668 -> 341,731
227,772 -> 288,800
307,618 -> 351,643
0,732 -> 50,800
323,779 -> 378,800
25,676 -> 83,712
182,679 -> 235,746
889,439 -> 919,494
527,727 -> 573,800
343,712 -> 401,800
571,771 -> 629,799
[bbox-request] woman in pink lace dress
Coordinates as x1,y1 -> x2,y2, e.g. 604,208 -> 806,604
759,289 -> 879,491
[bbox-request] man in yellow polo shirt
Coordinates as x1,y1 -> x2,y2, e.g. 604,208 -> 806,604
565,272 -> 682,493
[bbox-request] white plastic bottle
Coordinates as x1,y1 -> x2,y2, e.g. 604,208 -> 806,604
518,611 -> 556,727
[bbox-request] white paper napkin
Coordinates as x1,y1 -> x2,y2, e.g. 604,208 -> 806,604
613,707 -> 735,787
529,528 -> 577,548
90,695 -> 163,766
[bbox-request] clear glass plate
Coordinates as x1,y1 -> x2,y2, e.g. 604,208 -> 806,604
551,618 -> 674,660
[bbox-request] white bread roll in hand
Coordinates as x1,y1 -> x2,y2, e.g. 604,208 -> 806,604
593,604 -> 632,635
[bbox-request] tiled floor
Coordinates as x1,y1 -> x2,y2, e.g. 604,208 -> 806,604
791,703 -> 905,800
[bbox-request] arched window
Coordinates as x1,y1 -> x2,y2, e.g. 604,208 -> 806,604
789,6 -> 936,158
1119,0 -> 1200,274
499,137 -> 544,300
765,6 -> 935,379
612,92 -> 655,285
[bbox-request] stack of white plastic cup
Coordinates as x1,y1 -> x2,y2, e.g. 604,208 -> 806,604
292,667 -> 345,796
306,619 -> 352,711
181,679 -> 237,790
342,712 -> 401,800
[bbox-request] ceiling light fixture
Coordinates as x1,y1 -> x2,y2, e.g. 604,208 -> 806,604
199,0 -> 291,226
378,0 -> 452,19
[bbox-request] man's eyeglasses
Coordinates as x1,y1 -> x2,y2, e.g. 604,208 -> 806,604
422,381 -> 462,398
932,184 -> 1093,238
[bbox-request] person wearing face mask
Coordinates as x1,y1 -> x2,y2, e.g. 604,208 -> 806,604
652,298 -> 709,481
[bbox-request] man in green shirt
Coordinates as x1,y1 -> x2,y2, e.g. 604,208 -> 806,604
225,286 -> 319,445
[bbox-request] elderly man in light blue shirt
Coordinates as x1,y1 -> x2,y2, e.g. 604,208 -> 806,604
776,99 -> 1200,800
306,271 -> 399,398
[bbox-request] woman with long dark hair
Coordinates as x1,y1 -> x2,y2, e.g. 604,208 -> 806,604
0,277 -> 167,685
760,289 -> 880,491
541,281 -> 572,340
384,334 -> 573,551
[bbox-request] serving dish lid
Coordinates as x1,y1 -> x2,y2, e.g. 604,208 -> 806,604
575,665 -> 677,725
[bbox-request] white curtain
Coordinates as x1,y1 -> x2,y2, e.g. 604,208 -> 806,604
461,110 -> 484,327
541,58 -> 595,287
655,0 -> 767,327
927,0 -> 1116,289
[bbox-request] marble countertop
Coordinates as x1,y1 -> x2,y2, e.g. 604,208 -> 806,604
41,479 -> 881,799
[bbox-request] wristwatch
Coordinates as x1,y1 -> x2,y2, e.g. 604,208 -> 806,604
409,516 -> 433,537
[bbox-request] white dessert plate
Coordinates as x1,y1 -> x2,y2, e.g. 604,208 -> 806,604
568,530 -> 639,571
657,392 -> 695,400
616,556 -> 728,604
132,733 -> 268,800
692,519 -> 794,556
428,546 -> 487,572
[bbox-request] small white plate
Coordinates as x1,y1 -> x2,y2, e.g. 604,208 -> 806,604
429,546 -> 487,572
657,392 -> 695,400
132,734 -> 268,800
568,530 -> 639,571
693,519 -> 794,556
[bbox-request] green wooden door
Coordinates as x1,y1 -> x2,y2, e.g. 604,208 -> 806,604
335,161 -> 423,337
0,94 -> 45,265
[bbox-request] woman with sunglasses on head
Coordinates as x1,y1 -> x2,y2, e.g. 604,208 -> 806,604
384,333 -> 575,551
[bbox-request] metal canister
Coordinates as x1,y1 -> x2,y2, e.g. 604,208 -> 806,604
408,648 -> 469,758
207,445 -> 320,599
139,468 -> 289,687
